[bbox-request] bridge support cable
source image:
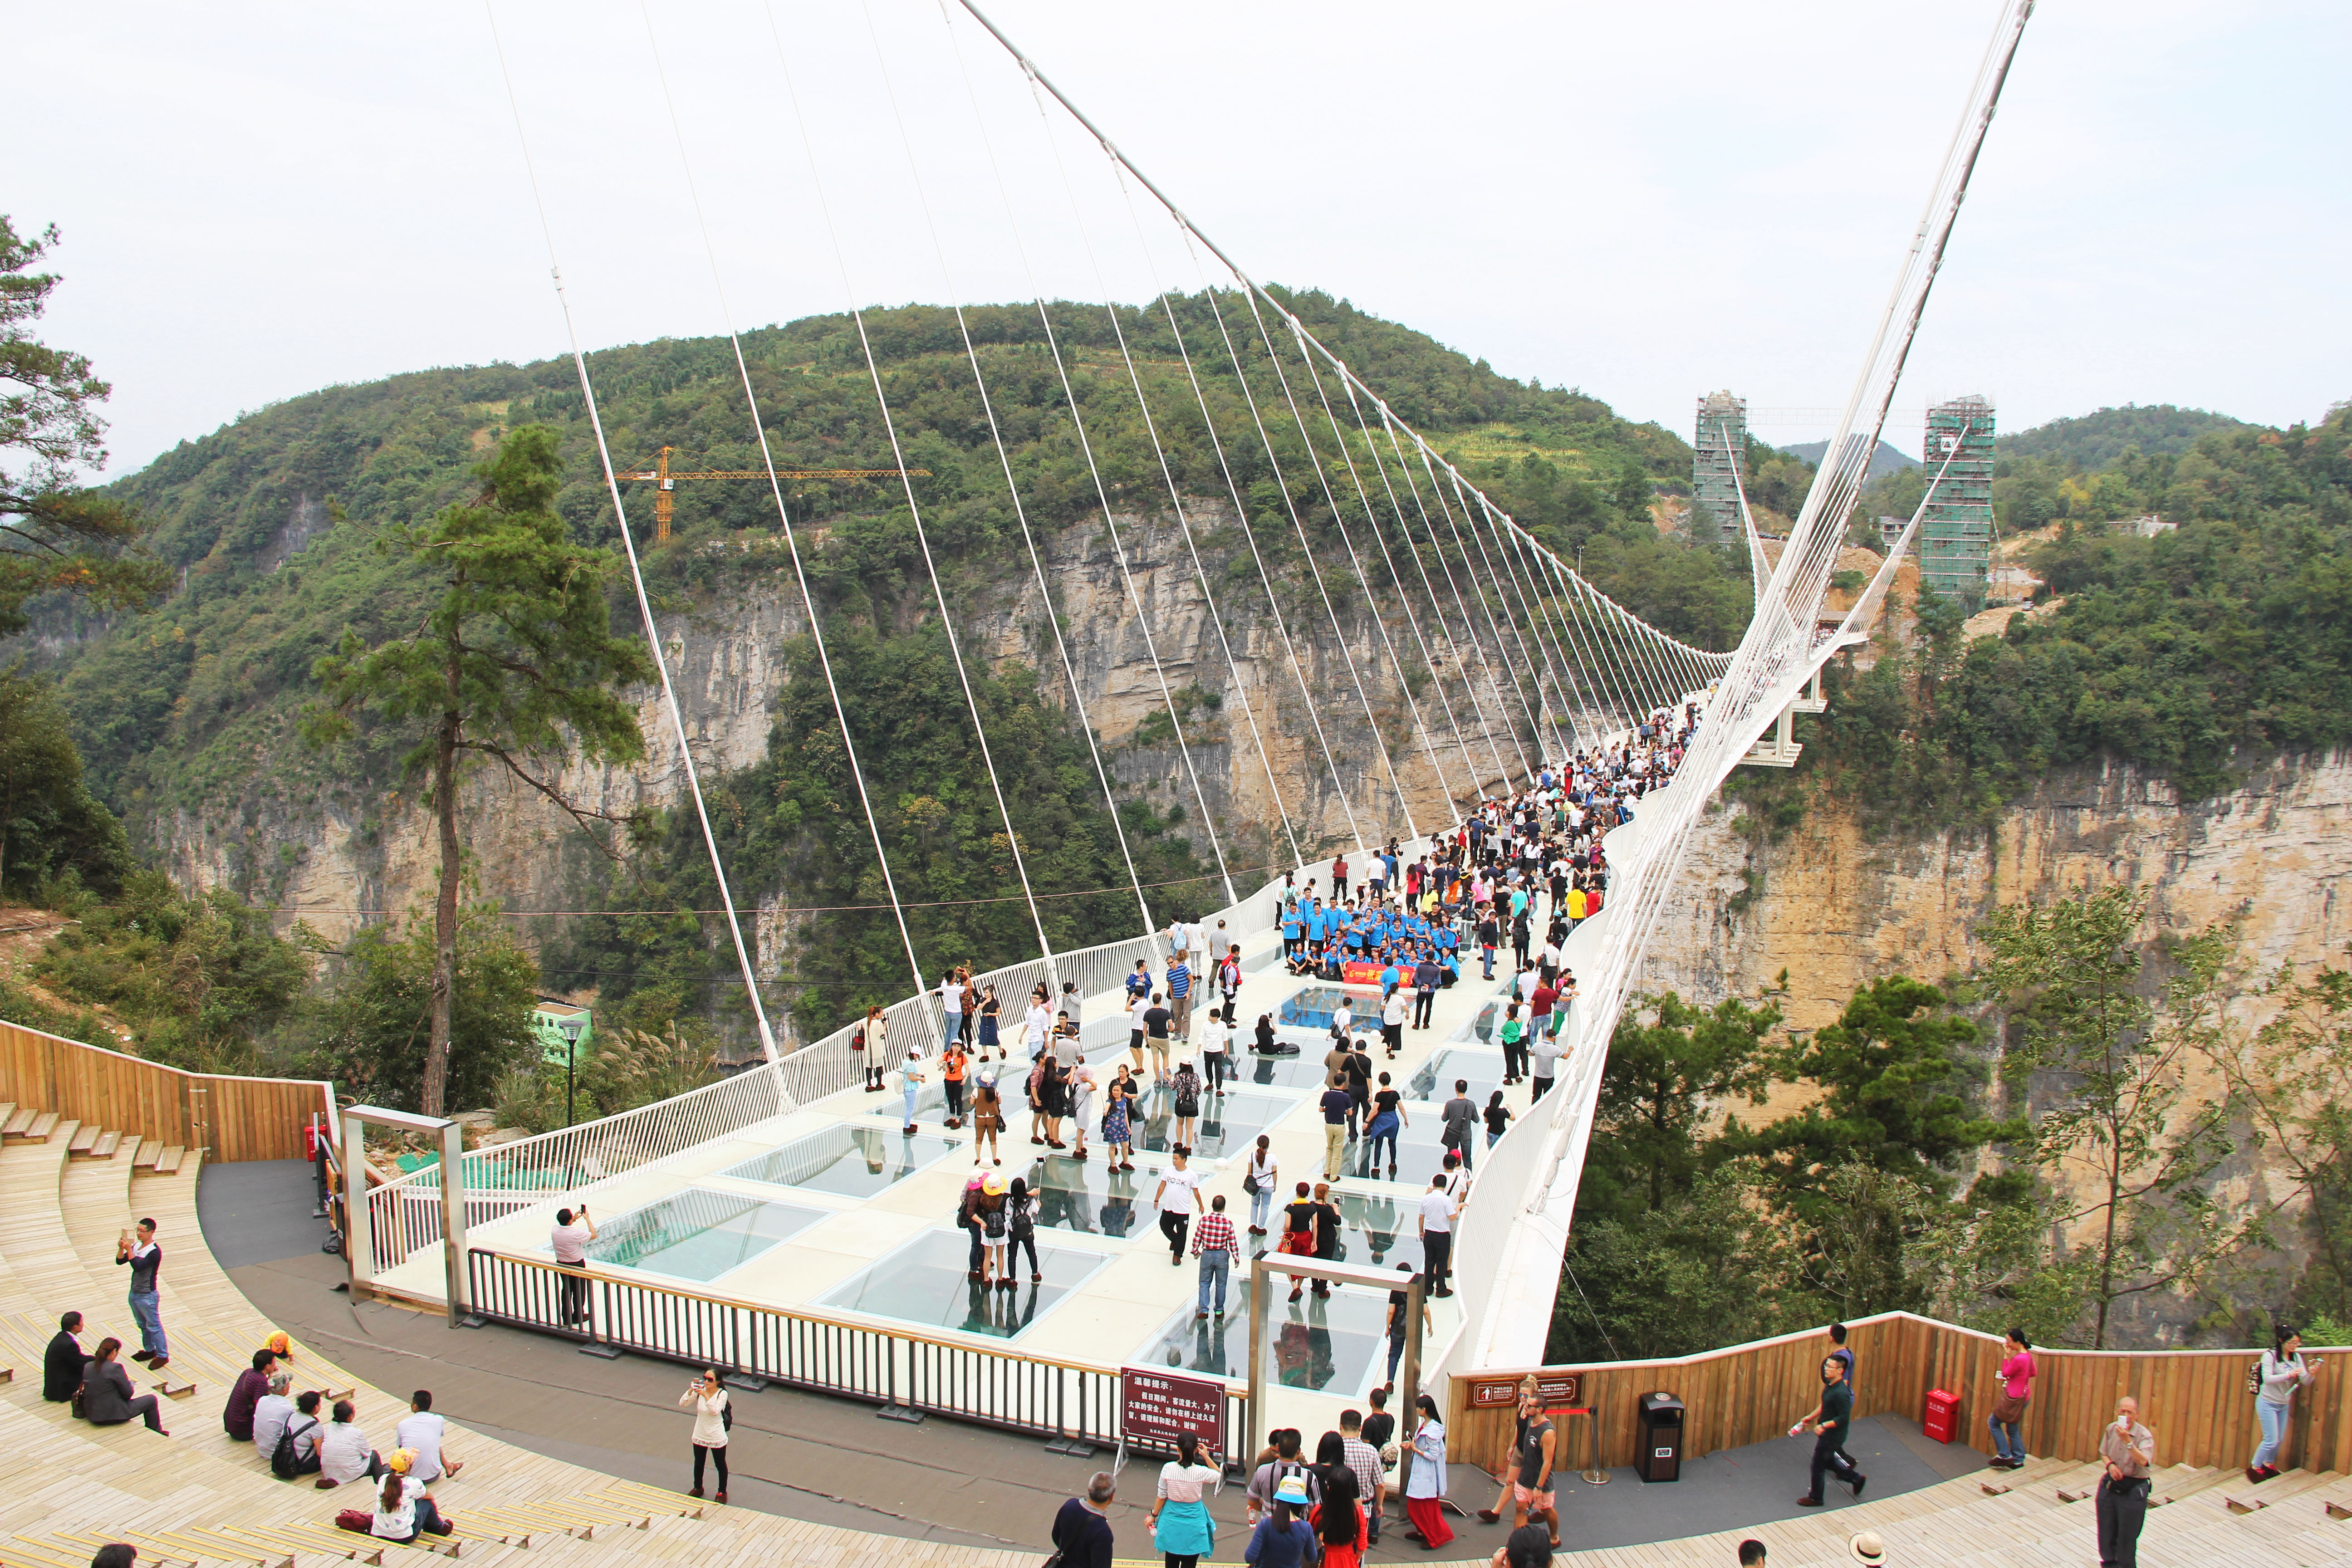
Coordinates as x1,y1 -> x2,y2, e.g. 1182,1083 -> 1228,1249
1090,162 -> 1358,871
1285,329 -> 1473,820
1482,498 -> 1600,754
1009,75 -> 1248,906
1204,277 -> 1420,847
1602,586 -> 1679,719
1233,292 -> 1422,841
1535,555 -> 1622,740
1410,446 -> 1537,788
1450,0 -> 2040,1375
1169,269 -> 1372,859
915,4 -> 1172,945
1345,385 -> 1486,808
1492,510 -> 1606,751
485,0 -> 796,1089
1375,405 -> 1518,798
1448,476 -> 1572,765
612,6 -> 938,1052
1443,468 -> 1561,768
828,2 -> 1127,994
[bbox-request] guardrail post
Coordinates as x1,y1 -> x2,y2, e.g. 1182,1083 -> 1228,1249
582,1276 -> 621,1359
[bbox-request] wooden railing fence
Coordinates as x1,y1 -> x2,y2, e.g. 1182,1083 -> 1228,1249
0,1018 -> 334,1163
1451,1311 -> 2352,1479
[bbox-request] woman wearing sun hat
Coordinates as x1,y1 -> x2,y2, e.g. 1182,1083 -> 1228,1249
1847,1531 -> 1886,1565
976,1171 -> 1010,1286
1244,1472 -> 1319,1566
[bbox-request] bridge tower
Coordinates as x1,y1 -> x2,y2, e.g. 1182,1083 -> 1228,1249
1921,396 -> 1995,610
1690,391 -> 1747,547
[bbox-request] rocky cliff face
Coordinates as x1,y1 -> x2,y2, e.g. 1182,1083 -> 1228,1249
1639,753 -> 2352,1032
1637,751 -> 2352,1342
154,501 -> 1510,965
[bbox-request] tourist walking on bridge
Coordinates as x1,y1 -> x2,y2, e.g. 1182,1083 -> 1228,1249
1988,1328 -> 2035,1468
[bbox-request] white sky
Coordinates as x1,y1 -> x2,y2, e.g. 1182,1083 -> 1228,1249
12,1 -> 2347,477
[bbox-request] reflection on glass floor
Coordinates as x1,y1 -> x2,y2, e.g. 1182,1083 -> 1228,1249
1132,1275 -> 1392,1393
816,1227 -> 1108,1341
1237,1047 -> 1343,1090
723,1126 -> 959,1199
1015,1151 -> 1165,1238
585,1188 -> 829,1283
1336,1115 -> 1460,1187
1276,985 -> 1383,1037
1132,1087 -> 1302,1156
1406,1047 -> 1507,1107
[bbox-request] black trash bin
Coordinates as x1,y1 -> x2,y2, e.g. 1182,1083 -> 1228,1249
1636,1391 -> 1684,1482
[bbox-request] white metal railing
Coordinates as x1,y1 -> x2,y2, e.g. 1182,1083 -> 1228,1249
358,1065 -> 790,1281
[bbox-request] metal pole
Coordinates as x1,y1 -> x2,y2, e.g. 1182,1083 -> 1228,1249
1247,1254 -> 1268,1460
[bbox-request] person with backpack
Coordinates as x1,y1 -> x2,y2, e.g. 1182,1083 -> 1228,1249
252,1370 -> 297,1461
970,1069 -> 1003,1167
1170,1060 -> 1203,1152
976,1171 -> 1011,1286
2249,1324 -> 2323,1481
679,1367 -> 730,1503
1245,1430 -> 1321,1527
1005,1175 -> 1041,1285
270,1389 -> 325,1478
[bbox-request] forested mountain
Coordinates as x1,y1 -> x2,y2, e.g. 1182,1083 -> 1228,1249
1996,402 -> 2253,467
13,286 -> 1722,1044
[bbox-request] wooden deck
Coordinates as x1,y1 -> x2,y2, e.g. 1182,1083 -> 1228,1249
0,1107 -> 2349,1567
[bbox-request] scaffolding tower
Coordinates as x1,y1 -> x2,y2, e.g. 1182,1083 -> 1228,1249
1921,396 -> 1995,610
1690,391 -> 1747,546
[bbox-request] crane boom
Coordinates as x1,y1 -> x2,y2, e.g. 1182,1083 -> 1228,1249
614,446 -> 931,544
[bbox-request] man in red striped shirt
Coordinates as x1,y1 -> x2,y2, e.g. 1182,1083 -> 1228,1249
1191,1195 -> 1237,1319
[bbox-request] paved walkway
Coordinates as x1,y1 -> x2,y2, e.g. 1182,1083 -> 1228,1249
210,1157 -> 1982,1562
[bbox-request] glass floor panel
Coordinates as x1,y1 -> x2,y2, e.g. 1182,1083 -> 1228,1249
584,1188 -> 829,1284
1275,985 -> 1383,1038
722,1126 -> 960,1199
816,1227 -> 1108,1341
1231,1050 -> 1341,1091
1335,1114 -> 1462,1188
1406,1047 -> 1509,1107
1013,1151 -> 1166,1239
1132,1087 -> 1303,1157
1132,1275 -> 1395,1393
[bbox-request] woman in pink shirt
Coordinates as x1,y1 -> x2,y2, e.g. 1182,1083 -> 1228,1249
1989,1328 -> 2036,1469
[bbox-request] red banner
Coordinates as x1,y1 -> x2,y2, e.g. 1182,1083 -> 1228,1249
1340,962 -> 1387,987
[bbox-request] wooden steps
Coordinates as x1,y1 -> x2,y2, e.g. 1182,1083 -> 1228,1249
133,1140 -> 165,1171
4,1108 -> 59,1143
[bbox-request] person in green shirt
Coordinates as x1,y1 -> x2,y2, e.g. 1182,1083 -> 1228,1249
1791,1354 -> 1867,1506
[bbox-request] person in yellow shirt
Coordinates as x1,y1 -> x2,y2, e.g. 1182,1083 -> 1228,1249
1565,885 -> 1588,927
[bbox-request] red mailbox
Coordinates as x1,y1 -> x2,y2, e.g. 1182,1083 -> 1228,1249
1923,1387 -> 1961,1445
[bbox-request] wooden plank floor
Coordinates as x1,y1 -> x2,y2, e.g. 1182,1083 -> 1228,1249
8,1127 -> 2352,1567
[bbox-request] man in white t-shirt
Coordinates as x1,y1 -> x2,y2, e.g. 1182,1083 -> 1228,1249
550,1205 -> 596,1325
1152,1149 -> 1204,1265
1416,1175 -> 1456,1297
393,1389 -> 464,1481
1127,991 -> 1152,1073
1201,1014 -> 1232,1095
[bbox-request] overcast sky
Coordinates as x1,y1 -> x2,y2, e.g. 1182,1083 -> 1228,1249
13,1 -> 2346,479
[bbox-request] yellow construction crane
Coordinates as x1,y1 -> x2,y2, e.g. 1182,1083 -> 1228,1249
614,446 -> 930,544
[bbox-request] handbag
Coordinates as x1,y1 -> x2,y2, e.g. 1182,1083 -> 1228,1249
335,1509 -> 374,1534
1992,1392 -> 2026,1424
1242,1171 -> 1260,1196
1278,1228 -> 1315,1256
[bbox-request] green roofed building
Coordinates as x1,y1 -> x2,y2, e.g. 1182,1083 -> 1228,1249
1921,396 -> 1994,610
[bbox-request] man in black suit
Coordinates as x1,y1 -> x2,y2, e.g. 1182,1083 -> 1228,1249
44,1310 -> 92,1402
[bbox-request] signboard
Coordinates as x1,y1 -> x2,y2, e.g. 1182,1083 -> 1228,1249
1121,1366 -> 1228,1460
1467,1373 -> 1583,1409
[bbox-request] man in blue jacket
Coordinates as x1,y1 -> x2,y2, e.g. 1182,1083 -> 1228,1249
1050,1473 -> 1117,1567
